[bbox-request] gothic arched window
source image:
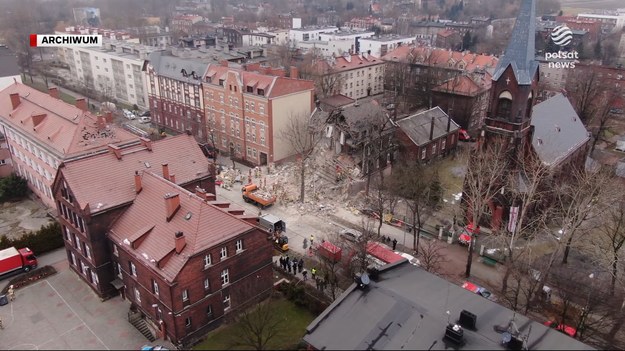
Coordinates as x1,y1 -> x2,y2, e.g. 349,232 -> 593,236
497,91 -> 513,119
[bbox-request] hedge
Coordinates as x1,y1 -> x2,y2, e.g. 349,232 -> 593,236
0,222 -> 63,255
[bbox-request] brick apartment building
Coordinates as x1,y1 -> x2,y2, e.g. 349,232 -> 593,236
145,51 -> 210,142
108,171 -> 272,346
203,63 -> 315,166
0,83 -> 137,208
52,134 -> 216,299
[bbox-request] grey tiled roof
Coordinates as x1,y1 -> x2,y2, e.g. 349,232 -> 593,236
492,0 -> 538,85
531,93 -> 590,166
396,107 -> 460,146
147,51 -> 211,83
303,261 -> 594,350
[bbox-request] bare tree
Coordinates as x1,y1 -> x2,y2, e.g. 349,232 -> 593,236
462,138 -> 510,278
229,296 -> 284,350
597,189 -> 625,296
279,113 -> 323,202
389,161 -> 442,253
419,239 -> 448,274
298,54 -> 345,99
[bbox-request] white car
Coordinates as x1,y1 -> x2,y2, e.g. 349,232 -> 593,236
123,110 -> 136,120
395,251 -> 420,266
339,228 -> 363,242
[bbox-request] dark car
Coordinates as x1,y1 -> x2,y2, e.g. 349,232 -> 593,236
140,111 -> 151,117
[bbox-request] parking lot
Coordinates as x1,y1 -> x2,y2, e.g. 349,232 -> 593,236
1,260 -> 170,350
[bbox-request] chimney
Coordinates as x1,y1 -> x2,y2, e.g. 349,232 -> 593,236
162,163 -> 170,180
139,137 -> 152,151
134,171 -> 142,193
430,116 -> 435,140
220,59 -> 229,67
290,66 -> 299,79
75,98 -> 88,112
96,114 -> 106,130
164,193 -> 181,221
174,231 -> 186,254
9,93 -> 20,109
104,111 -> 113,123
170,174 -> 176,183
108,144 -> 122,159
49,87 -> 60,99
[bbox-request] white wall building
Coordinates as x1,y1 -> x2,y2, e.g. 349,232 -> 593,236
242,33 -> 275,46
318,30 -> 375,56
265,29 -> 289,45
289,26 -> 339,45
358,35 -> 415,57
577,13 -> 625,33
313,53 -> 386,100
56,39 -> 157,109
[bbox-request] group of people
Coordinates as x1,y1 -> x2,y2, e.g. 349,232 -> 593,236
379,236 -> 399,250
0,285 -> 16,330
279,256 -> 304,275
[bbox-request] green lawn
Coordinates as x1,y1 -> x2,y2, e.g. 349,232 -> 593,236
194,298 -> 315,350
23,79 -> 77,105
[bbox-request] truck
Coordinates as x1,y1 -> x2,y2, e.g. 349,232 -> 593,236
242,184 -> 276,209
257,214 -> 288,252
0,247 -> 38,278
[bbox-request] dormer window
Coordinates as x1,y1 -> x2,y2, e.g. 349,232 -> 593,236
247,86 -> 253,93
257,89 -> 265,96
206,76 -> 212,83
219,79 -> 224,86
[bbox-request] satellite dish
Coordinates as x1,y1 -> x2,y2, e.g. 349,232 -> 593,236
361,272 -> 370,285
502,332 -> 512,344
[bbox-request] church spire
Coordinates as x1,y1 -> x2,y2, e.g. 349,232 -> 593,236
492,0 -> 537,85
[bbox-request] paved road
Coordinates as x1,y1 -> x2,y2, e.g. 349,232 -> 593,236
1,248 -> 175,350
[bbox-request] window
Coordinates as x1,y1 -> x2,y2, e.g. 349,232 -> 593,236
90,271 -> 98,285
182,289 -> 189,302
153,280 -> 159,296
70,252 -> 76,266
185,317 -> 192,328
130,262 -> 137,277
221,269 -> 230,285
421,149 -> 426,160
236,239 -> 243,252
135,287 -> 141,303
204,254 -> 212,268
204,278 -> 210,290
223,294 -> 231,310
206,305 -> 213,317
442,139 -> 446,150
220,247 -> 228,260
84,244 -> 91,260
257,89 -> 265,96
259,105 -> 264,115
432,143 -> 437,155
496,91 -> 513,119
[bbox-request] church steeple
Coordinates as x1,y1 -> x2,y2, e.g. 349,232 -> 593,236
492,0 -> 538,85
487,0 -> 539,125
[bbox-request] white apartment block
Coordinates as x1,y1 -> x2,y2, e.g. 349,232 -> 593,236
265,29 -> 289,45
359,35 -> 415,57
57,39 -> 157,109
318,30 -> 375,55
324,53 -> 386,100
577,13 -> 625,33
242,33 -> 275,46
289,26 -> 339,45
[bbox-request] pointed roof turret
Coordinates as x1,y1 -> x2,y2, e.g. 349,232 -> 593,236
492,0 -> 538,85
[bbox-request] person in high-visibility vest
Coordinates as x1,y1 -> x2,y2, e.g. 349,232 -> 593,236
311,267 -> 317,279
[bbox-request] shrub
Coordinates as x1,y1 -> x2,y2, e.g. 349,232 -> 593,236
0,222 -> 63,255
0,174 -> 29,201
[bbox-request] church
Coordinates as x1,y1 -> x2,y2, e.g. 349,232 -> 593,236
470,0 -> 590,230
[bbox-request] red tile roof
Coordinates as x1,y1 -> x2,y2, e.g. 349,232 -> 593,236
0,83 -> 137,159
383,46 -> 499,73
204,65 -> 314,98
58,134 -> 212,214
108,171 -> 255,282
327,54 -> 384,73
433,72 -> 492,96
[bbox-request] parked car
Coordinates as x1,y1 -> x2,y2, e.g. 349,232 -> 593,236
543,321 -> 577,338
459,129 -> 475,142
139,116 -> 152,123
140,111 -> 151,117
123,109 -> 136,120
339,228 -> 363,242
462,281 -> 496,301
395,251 -> 420,266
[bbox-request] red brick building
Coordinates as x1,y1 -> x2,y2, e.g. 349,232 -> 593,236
203,63 -> 315,166
394,106 -> 460,163
145,51 -> 209,142
108,171 -> 272,346
52,134 -> 215,299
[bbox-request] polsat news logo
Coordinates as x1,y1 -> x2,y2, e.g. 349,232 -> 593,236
29,34 -> 102,47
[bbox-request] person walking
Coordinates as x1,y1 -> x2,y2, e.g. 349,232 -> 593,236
310,235 -> 314,247
291,260 -> 297,275
311,267 -> 317,280
392,238 -> 398,250
7,285 -> 15,302
287,260 -> 292,274
279,256 -> 285,269
298,258 -> 304,273
302,269 -> 308,281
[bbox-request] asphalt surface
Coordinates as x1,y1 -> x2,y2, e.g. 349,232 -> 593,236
1,249 -> 175,350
